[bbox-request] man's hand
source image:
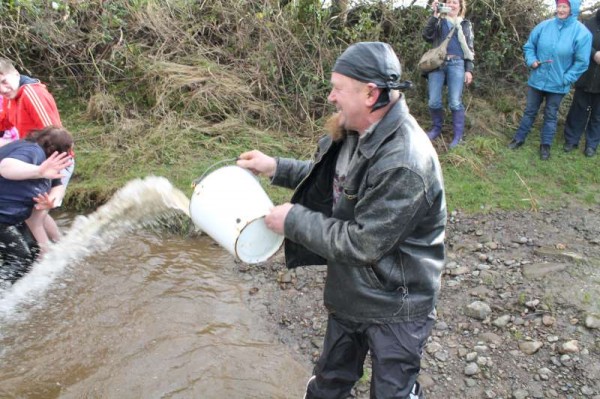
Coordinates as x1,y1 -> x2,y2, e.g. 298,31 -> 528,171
237,150 -> 277,177
33,192 -> 55,210
264,203 -> 293,235
39,152 -> 72,179
594,51 -> 600,65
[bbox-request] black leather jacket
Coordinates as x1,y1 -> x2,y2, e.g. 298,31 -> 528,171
272,97 -> 446,323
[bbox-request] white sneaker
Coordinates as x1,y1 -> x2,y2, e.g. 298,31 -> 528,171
409,381 -> 424,399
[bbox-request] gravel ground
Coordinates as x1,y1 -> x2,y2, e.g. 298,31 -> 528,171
238,204 -> 600,399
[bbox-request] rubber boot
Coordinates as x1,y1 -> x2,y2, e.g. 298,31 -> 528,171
427,108 -> 444,140
450,109 -> 465,148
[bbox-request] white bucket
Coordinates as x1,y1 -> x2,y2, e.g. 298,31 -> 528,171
189,165 -> 284,264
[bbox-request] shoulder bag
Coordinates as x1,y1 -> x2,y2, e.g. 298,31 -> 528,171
418,25 -> 457,73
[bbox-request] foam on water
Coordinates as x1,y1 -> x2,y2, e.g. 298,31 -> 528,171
0,176 -> 190,318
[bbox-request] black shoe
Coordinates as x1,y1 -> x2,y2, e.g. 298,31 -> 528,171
540,144 -> 551,160
585,147 -> 596,157
563,142 -> 578,152
508,139 -> 524,149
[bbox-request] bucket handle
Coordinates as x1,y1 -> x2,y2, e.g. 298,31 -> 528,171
191,157 -> 240,188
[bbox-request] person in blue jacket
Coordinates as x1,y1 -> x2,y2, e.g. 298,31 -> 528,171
508,0 -> 592,160
0,127 -> 72,283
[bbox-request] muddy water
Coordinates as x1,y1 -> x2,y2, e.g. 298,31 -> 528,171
0,177 -> 308,398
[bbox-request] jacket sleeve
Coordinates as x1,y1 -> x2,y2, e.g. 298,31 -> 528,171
20,85 -> 60,129
422,16 -> 440,43
585,19 -> 598,56
523,24 -> 542,67
463,20 -> 475,73
284,166 -> 431,265
271,157 -> 312,190
563,28 -> 593,86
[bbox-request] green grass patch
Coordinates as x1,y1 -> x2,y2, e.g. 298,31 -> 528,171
60,96 -> 600,214
440,132 -> 600,213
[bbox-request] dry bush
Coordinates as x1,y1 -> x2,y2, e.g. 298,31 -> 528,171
86,92 -> 124,124
0,0 -> 554,140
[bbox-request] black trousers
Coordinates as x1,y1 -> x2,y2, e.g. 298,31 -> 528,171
564,88 -> 600,150
305,312 -> 435,399
0,223 -> 38,283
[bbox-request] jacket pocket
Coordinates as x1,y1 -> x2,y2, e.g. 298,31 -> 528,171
361,265 -> 386,290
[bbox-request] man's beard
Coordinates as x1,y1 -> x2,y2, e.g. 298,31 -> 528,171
325,112 -> 345,142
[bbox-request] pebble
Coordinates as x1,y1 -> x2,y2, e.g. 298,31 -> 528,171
585,314 -> 600,329
435,321 -> 449,331
465,301 -> 492,320
560,340 -> 579,354
464,363 -> 479,376
519,341 -> 543,355
581,385 -> 595,396
513,388 -> 529,399
493,315 -> 511,327
465,378 -> 477,387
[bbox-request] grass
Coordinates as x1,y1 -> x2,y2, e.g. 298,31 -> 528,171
60,92 -> 600,213
58,86 -> 600,214
439,129 -> 600,213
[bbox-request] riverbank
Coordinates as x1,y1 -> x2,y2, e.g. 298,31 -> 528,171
237,205 -> 600,399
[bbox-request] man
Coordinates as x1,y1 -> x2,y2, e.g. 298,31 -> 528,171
0,127 -> 73,283
0,57 -> 70,241
563,8 -> 600,158
238,42 -> 446,398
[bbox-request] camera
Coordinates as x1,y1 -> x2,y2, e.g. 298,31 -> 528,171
437,3 -> 452,14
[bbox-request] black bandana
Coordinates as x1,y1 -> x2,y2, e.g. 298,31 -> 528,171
333,42 -> 412,111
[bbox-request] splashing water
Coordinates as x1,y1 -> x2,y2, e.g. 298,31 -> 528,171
0,176 -> 191,317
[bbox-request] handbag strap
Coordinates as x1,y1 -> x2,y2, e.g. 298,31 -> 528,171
441,25 -> 457,44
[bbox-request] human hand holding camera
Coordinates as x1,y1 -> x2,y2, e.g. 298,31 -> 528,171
433,1 -> 451,17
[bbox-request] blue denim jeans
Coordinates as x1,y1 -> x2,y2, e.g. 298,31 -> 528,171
427,58 -> 465,111
514,87 -> 565,145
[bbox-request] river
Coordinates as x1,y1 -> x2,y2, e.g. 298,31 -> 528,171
0,177 -> 308,398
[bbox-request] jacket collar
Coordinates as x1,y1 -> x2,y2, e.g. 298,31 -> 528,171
14,75 -> 40,100
356,95 -> 408,159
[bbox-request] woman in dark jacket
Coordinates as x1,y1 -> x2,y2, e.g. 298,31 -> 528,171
563,8 -> 600,157
422,0 -> 475,148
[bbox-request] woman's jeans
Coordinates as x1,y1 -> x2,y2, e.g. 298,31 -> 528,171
514,87 -> 565,145
428,58 -> 465,111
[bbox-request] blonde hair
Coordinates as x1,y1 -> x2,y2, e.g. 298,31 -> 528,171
459,0 -> 467,17
0,58 -> 17,75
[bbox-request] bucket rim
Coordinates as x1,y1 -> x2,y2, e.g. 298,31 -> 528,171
191,161 -> 251,189
234,215 -> 284,264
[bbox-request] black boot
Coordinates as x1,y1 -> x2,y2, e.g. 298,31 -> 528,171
540,144 -> 551,160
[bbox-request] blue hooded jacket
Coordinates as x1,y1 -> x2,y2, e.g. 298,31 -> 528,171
524,0 -> 592,94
